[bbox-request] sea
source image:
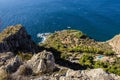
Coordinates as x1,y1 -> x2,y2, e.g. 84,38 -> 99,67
0,0 -> 120,43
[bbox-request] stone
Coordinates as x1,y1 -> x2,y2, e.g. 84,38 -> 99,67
81,68 -> 119,80
27,50 -> 55,74
5,56 -> 22,73
66,69 -> 82,78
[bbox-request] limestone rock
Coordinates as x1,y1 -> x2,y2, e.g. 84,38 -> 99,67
5,56 -> 22,73
0,52 -> 14,67
82,68 -> 113,80
59,68 -> 120,80
66,69 -> 82,78
27,50 -> 55,74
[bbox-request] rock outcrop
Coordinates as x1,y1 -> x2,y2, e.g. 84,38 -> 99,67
108,34 -> 120,54
0,24 -> 39,53
32,68 -> 120,80
27,50 -> 55,74
0,52 -> 22,73
59,69 -> 120,80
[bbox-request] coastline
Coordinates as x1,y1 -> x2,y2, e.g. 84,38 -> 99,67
37,32 -> 51,43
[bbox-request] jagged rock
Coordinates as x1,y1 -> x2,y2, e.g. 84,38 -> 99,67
27,50 -> 55,74
0,52 -> 14,67
5,56 -> 22,73
0,24 -> 39,53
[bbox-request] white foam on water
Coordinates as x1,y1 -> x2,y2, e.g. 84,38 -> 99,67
37,32 -> 51,43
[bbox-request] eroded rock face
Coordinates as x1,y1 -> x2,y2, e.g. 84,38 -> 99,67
27,50 -> 55,74
0,24 -> 39,53
108,34 -> 120,54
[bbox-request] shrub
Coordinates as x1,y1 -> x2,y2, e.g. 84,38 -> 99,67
60,53 -> 69,60
104,50 -> 114,56
18,52 -> 33,61
94,61 -> 109,69
79,53 -> 94,68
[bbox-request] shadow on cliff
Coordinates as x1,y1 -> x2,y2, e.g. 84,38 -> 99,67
0,26 -> 86,70
40,47 -> 86,70
0,27 -> 41,54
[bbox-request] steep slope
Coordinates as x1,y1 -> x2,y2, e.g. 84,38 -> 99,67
0,24 -> 39,53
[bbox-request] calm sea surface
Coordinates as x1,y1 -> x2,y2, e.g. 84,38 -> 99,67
0,0 -> 120,42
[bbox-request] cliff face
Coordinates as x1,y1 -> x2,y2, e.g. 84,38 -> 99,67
108,34 -> 120,54
0,24 -> 39,53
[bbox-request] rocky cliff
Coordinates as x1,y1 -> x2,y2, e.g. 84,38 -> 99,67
0,24 -> 39,53
0,25 -> 120,80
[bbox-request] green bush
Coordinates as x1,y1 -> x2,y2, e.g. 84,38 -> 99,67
60,53 -> 69,60
94,61 -> 109,69
18,52 -> 33,61
68,46 -> 104,54
104,50 -> 114,56
79,53 -> 94,68
94,61 -> 120,76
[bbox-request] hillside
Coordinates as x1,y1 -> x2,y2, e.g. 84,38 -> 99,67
40,29 -> 120,76
0,25 -> 120,80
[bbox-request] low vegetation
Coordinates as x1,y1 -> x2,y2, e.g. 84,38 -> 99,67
17,52 -> 33,61
0,24 -> 22,42
40,30 -> 119,76
79,53 -> 120,76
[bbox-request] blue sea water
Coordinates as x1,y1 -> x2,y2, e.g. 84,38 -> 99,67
0,0 -> 120,43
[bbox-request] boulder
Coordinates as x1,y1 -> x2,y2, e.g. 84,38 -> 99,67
27,50 -> 55,74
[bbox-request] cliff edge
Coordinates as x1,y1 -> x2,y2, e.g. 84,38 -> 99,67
0,24 -> 39,53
